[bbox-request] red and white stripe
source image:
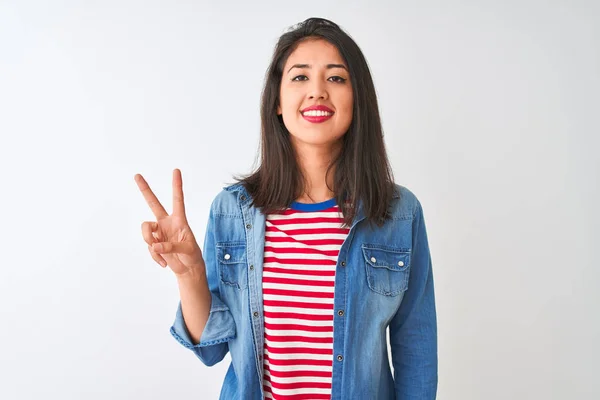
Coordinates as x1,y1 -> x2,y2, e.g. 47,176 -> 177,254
262,204 -> 349,400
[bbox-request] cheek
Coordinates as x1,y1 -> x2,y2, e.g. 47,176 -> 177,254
341,96 -> 353,119
339,88 -> 353,110
280,86 -> 302,107
339,97 -> 353,128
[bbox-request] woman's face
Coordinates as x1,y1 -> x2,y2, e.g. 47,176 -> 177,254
277,38 -> 353,148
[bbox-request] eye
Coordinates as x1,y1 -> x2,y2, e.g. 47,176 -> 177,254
291,75 -> 347,83
329,76 -> 347,83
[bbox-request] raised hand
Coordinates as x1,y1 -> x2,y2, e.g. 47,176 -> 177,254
135,169 -> 204,278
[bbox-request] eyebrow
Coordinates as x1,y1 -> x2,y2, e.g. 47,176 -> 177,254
287,63 -> 348,74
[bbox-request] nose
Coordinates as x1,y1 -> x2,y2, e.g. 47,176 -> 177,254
307,80 -> 328,100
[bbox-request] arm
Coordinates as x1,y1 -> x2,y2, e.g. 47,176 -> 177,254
389,199 -> 438,399
170,200 -> 236,366
175,269 -> 211,345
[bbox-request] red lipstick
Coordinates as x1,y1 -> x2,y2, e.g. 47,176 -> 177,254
301,105 -> 334,123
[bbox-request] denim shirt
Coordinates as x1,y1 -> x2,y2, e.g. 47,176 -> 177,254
170,182 -> 438,399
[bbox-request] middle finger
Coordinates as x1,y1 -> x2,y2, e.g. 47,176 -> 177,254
135,174 -> 169,219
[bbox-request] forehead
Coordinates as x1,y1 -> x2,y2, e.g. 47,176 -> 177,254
284,38 -> 346,67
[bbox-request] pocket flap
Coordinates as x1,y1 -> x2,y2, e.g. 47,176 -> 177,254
362,246 -> 411,272
216,241 -> 246,265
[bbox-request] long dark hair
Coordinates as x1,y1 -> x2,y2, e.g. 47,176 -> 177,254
232,17 -> 396,228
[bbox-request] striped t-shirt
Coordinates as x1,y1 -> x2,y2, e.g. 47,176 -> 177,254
262,197 -> 350,400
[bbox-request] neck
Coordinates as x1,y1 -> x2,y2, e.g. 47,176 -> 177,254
293,139 -> 342,203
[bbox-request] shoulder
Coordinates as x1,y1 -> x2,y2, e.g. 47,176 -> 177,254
206,182 -> 245,217
391,183 -> 422,219
211,181 -> 422,219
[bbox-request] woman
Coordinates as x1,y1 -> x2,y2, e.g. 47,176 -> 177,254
135,17 -> 437,400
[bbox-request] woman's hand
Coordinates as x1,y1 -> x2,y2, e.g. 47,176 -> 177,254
135,169 -> 204,278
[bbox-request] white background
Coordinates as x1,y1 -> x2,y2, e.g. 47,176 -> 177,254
1,1 -> 598,399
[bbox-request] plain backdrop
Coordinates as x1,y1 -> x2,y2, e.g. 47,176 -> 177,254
1,1 -> 598,399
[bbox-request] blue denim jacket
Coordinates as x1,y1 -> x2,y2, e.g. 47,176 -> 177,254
170,182 -> 438,399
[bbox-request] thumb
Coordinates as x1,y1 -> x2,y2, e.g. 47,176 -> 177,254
152,241 -> 192,254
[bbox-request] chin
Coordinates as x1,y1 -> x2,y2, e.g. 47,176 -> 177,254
291,133 -> 344,146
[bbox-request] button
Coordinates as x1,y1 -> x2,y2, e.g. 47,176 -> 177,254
341,261 -> 346,267
338,310 -> 344,316
337,355 -> 343,361
240,195 -> 246,201
249,264 -> 254,270
253,311 -> 259,317
246,224 -> 252,229
398,261 -> 404,267
370,256 -> 377,263
224,254 -> 231,260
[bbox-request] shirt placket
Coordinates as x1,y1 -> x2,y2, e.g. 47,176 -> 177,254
240,194 -> 267,398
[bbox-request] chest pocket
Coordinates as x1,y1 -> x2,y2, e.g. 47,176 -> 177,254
362,245 -> 411,296
216,241 -> 248,291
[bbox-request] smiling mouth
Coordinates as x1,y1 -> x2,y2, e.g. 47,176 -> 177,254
300,110 -> 334,123
301,112 -> 334,123
301,110 -> 334,117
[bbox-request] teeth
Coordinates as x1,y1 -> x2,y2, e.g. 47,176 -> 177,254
303,110 -> 333,117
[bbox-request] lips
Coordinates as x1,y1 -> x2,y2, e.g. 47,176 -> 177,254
301,113 -> 333,123
301,105 -> 334,113
300,104 -> 334,123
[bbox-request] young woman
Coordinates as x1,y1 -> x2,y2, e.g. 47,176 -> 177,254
136,17 -> 437,400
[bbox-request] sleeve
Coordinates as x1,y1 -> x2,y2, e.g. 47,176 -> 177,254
389,199 -> 438,399
169,200 -> 237,367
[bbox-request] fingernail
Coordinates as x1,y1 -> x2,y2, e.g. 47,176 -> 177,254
160,261 -> 167,267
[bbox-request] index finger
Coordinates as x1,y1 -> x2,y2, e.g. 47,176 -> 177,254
172,168 -> 187,218
134,174 -> 169,219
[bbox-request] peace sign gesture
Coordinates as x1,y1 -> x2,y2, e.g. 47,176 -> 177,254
135,169 -> 204,277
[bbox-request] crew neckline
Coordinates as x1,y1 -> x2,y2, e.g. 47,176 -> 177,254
290,197 -> 337,212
